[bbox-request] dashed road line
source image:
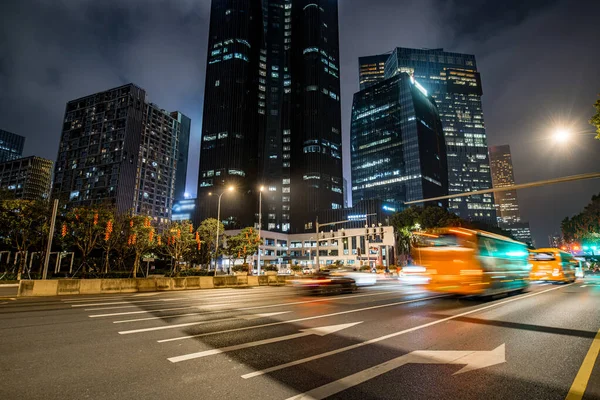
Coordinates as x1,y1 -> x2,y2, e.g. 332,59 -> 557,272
158,294 -> 446,343
118,311 -> 290,335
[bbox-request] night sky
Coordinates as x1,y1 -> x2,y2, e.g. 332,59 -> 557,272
1,0 -> 599,246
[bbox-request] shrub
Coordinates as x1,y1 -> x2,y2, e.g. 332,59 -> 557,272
232,264 -> 248,273
264,265 -> 278,272
359,265 -> 371,272
290,264 -> 302,272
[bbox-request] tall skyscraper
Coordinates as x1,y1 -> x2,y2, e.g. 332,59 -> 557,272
378,47 -> 496,225
197,0 -> 265,228
0,129 -> 25,162
489,145 -> 520,224
358,54 -> 389,90
53,84 -> 189,223
489,144 -> 532,244
0,156 -> 53,200
351,73 -> 448,209
198,0 -> 343,233
171,111 -> 191,202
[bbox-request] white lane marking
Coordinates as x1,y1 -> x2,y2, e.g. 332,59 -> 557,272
67,287 -> 281,304
241,284 -> 571,379
82,290 -> 293,311
168,322 -> 363,363
89,290 -> 399,318
61,286 -> 289,303
107,290 -> 399,322
118,312 -> 290,335
285,344 -> 506,400
158,294 -> 445,343
64,287 -> 284,303
71,298 -> 183,307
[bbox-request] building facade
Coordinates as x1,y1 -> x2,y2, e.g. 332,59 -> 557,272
196,0 -> 265,229
351,73 -> 448,210
489,145 -> 520,224
171,111 -> 191,202
53,84 -> 189,223
489,144 -> 532,245
380,47 -> 496,225
358,54 -> 389,90
0,156 -> 53,200
0,129 -> 25,162
197,0 -> 343,233
225,225 -> 396,270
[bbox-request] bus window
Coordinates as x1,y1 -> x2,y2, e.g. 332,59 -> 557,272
413,233 -> 465,248
531,252 -> 555,261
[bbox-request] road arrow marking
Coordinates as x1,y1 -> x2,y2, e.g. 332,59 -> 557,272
118,311 -> 290,335
168,322 -> 362,363
285,344 -> 505,400
242,284 -> 569,379
158,295 -> 445,343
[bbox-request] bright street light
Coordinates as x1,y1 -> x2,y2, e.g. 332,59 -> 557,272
553,128 -> 571,143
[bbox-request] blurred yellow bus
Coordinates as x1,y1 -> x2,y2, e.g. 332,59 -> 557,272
412,227 -> 529,296
529,248 -> 577,283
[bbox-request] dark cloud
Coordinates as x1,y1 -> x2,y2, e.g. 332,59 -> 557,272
1,0 -> 598,245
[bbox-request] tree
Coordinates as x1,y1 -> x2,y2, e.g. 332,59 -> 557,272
391,205 -> 466,264
62,205 -> 114,276
226,227 -> 261,268
98,211 -> 128,274
591,95 -> 600,140
128,215 -> 156,278
562,193 -> 600,246
197,218 -> 225,267
0,199 -> 49,280
160,220 -> 196,275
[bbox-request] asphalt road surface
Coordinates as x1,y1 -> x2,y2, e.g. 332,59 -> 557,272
1,281 -> 599,400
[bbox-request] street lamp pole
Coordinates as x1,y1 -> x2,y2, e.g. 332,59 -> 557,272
257,186 -> 264,275
210,186 -> 233,276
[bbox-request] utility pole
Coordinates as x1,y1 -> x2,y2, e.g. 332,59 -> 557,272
42,199 -> 59,280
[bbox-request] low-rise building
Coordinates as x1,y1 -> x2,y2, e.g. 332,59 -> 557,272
224,225 -> 396,271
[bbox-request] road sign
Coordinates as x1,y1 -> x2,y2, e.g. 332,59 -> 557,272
143,258 -> 155,262
168,322 -> 362,363
285,344 -> 506,400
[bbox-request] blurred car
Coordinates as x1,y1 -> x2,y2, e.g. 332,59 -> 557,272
290,271 -> 357,294
330,268 -> 376,286
398,266 -> 430,285
302,267 -> 314,275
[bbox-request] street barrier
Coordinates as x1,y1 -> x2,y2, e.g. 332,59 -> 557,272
17,275 -> 293,297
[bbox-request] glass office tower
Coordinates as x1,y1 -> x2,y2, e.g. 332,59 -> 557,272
198,0 -> 343,232
351,73 -> 448,208
382,47 -> 496,225
0,129 -> 25,162
358,54 -> 389,90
